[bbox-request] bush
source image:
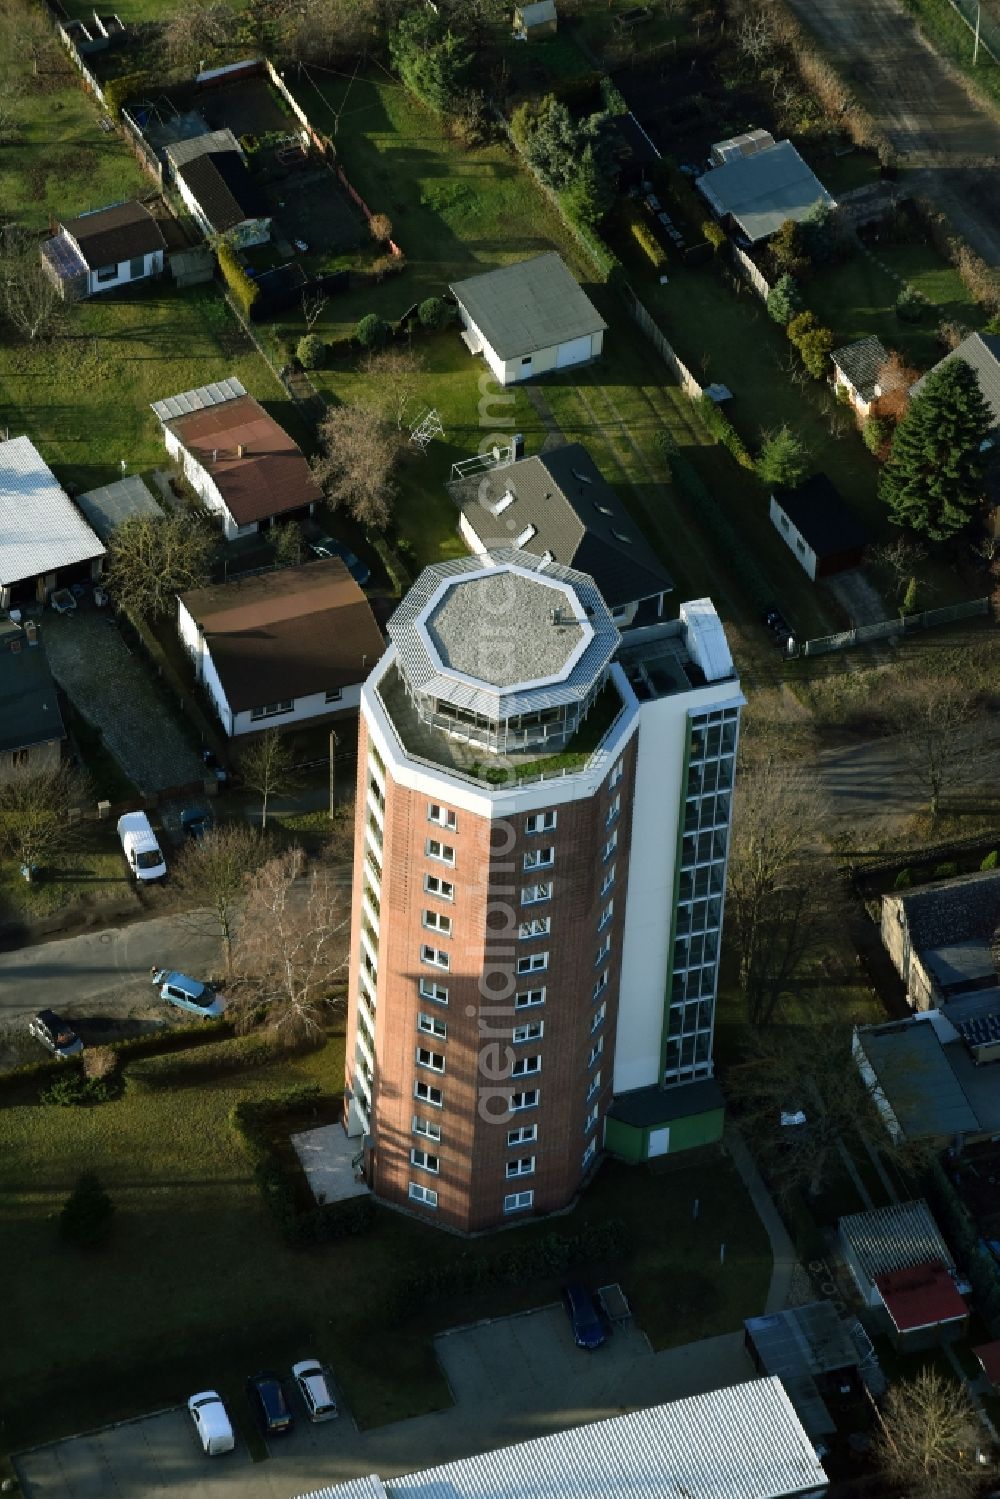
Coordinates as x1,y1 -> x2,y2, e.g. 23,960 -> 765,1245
862,415 -> 894,456
418,296 -> 451,331
369,212 -> 393,244
127,1032 -> 280,1093
355,313 -> 390,349
894,867 -> 913,889
981,849 -> 998,871
599,75 -> 628,116
60,1172 -> 114,1249
701,219 -> 727,253
41,1071 -> 116,1106
628,212 -> 665,272
697,396 -> 754,469
216,240 -> 259,320
895,285 -> 924,323
933,861 -> 958,879
296,333 -> 327,370
103,72 -> 149,120
766,273 -> 802,327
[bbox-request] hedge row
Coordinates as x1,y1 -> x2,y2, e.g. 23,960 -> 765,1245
232,1089 -> 375,1246
695,395 -> 754,470
216,240 -> 259,320
384,1218 -> 631,1321
127,1031 -> 280,1092
0,1018 -> 232,1103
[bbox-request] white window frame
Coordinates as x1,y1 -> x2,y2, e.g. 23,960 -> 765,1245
525,810 -> 557,834
512,1054 -> 541,1078
507,1123 -> 538,1146
606,793 -> 621,827
510,1089 -> 539,1111
602,830 -> 618,863
513,1020 -> 544,1044
587,1037 -> 604,1068
601,864 -> 616,897
582,1138 -> 597,1169
595,936 -> 611,967
506,1156 -> 535,1178
412,1115 -> 442,1141
427,803 -> 457,830
515,986 -> 546,1009
592,969 -> 609,1001
504,1189 -> 534,1213
521,881 -> 553,905
418,978 -> 449,1005
414,1080 -> 443,1108
587,1069 -> 602,1102
416,1047 -> 445,1074
408,1181 -> 438,1207
423,909 -> 452,936
426,839 -> 456,866
591,1001 -> 607,1034
423,873 -> 455,901
417,1012 -> 447,1039
250,698 -> 294,721
523,847 -> 555,871
409,1146 -> 440,1173
421,945 -> 450,970
584,1104 -> 599,1134
517,951 -> 548,975
518,916 -> 551,940
609,758 -> 624,790
598,899 -> 614,932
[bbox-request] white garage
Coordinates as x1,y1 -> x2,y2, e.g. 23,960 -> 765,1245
451,253 -> 607,387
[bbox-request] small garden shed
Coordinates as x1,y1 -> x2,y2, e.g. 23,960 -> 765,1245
514,0 -> 557,37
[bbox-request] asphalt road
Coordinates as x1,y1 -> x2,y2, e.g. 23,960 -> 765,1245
784,0 -> 1000,265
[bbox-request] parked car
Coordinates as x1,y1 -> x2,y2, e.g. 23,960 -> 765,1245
309,535 -> 371,587
292,1360 -> 337,1422
28,1009 -> 83,1059
562,1282 -> 606,1350
117,810 -> 167,882
760,605 -> 793,648
246,1371 -> 294,1436
151,969 -> 225,1019
180,805 -> 215,840
187,1391 -> 235,1456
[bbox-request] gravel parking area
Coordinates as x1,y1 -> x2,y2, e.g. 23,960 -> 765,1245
45,611 -> 203,794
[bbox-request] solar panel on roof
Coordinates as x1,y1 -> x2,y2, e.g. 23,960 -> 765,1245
151,378 -> 246,424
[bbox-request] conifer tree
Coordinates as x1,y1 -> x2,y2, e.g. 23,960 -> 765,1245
879,358 -> 992,539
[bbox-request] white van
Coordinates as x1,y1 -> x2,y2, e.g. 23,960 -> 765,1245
187,1391 -> 235,1455
117,811 -> 167,882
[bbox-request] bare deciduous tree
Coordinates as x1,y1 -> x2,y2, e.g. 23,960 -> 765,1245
281,0 -> 378,64
312,402 -> 399,531
301,288 -> 328,333
162,0 -> 231,68
868,535 -> 927,598
230,847 -> 348,1040
871,1369 -> 987,1499
172,824 -> 271,974
363,344 -> 425,431
0,225 -> 64,343
104,510 -> 215,622
0,765 -> 89,879
239,730 -> 298,832
887,675 -> 978,820
736,8 -> 776,63
727,751 -> 833,1026
368,211 -> 393,245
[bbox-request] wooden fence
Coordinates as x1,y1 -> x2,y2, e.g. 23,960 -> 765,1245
620,283 -> 703,398
729,241 -> 771,303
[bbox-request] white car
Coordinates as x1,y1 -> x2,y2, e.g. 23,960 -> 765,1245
292,1360 -> 337,1421
188,1390 -> 235,1455
117,811 -> 166,882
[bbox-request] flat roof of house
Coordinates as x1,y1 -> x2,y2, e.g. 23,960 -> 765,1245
518,0 -> 557,20
179,558 -> 384,712
293,1379 -> 827,1499
155,389 -> 322,528
452,442 -> 672,610
855,1019 -> 981,1139
60,199 -> 166,270
697,140 -> 834,243
911,332 -> 1000,427
772,474 -> 869,558
831,335 -> 888,405
744,1302 -> 859,1439
875,1261 -> 968,1332
427,571 -> 587,686
608,1077 -> 725,1128
0,436 -> 105,586
839,1199 -> 954,1284
889,869 -> 1000,953
0,619 -> 66,754
75,475 -> 162,542
922,938 -> 997,992
175,150 -> 267,233
450,253 -> 607,362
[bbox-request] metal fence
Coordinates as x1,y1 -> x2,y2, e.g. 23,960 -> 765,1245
945,0 -> 1000,62
801,597 -> 990,656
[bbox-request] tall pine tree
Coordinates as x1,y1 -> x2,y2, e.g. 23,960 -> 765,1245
879,357 -> 992,540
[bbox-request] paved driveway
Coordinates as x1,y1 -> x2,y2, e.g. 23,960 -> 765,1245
45,610 -> 203,794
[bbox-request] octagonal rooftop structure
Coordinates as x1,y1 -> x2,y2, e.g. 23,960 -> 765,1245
386,549 -> 620,754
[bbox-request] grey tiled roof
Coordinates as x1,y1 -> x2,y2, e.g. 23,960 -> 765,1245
831,336 -> 888,404
0,621 -> 66,755
453,443 -> 672,610
894,869 -> 1000,952
450,254 -> 606,361
0,436 -> 105,586
911,332 -> 1000,428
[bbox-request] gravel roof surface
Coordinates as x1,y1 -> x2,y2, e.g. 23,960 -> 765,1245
426,572 -> 584,687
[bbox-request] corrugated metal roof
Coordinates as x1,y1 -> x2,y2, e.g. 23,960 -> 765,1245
294,1479 -> 387,1499
450,253 -> 607,362
0,435 -> 105,586
681,598 -> 734,681
697,141 -> 834,244
839,1198 -> 954,1283
151,378 -> 246,424
294,1380 -> 826,1499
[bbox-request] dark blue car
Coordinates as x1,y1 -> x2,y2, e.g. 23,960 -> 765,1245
246,1371 -> 294,1436
562,1282 -> 606,1350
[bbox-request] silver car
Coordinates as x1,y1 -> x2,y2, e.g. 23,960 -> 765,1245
292,1360 -> 337,1421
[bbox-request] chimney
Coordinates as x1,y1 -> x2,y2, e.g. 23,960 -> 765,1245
212,448 -> 218,464
25,621 -> 38,646
237,443 -> 246,458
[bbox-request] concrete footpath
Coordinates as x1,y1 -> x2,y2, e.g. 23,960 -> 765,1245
725,1125 -> 802,1315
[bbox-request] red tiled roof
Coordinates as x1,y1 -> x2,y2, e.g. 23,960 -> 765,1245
974,1341 -> 1000,1387
168,395 -> 323,527
874,1261 -> 968,1333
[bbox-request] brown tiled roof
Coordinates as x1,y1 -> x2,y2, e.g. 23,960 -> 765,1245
61,200 -> 166,270
167,395 -> 323,527
175,151 -> 267,234
179,558 -> 384,712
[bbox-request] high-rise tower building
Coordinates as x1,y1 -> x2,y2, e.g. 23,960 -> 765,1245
345,549 -> 742,1233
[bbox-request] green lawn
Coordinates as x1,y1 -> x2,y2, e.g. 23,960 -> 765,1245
807,242 -> 988,370
0,1029 -> 772,1455
2,47 -> 149,232
0,821 -> 130,928
0,285 -> 291,494
900,0 -> 1000,110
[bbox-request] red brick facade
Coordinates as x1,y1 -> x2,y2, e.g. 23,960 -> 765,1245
345,714 -> 638,1234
